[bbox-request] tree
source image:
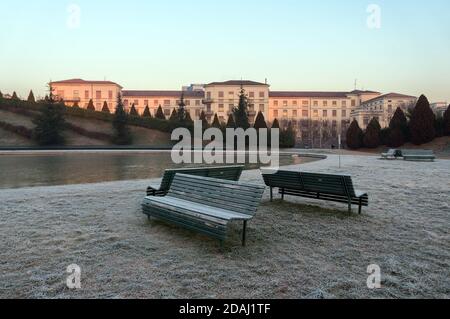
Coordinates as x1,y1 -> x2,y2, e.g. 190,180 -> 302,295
388,128 -> 405,148
112,94 -> 133,145
200,110 -> 209,129
212,114 -> 221,129
11,91 -> 19,100
443,104 -> 450,136
254,111 -> 268,130
27,90 -> 35,103
142,105 -> 152,118
280,121 -> 296,148
409,95 -> 435,145
87,99 -> 95,111
389,107 -> 409,142
184,112 -> 194,126
346,120 -> 363,149
226,114 -> 236,129
169,108 -> 179,122
363,118 -> 381,148
233,86 -> 250,129
434,116 -> 445,138
129,103 -> 139,117
73,101 -> 80,108
155,105 -> 165,120
102,101 -> 110,113
272,119 -> 280,129
380,128 -> 391,146
0,91 -> 3,98
32,86 -> 66,146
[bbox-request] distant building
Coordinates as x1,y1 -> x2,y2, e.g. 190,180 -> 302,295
430,102 -> 448,117
351,93 -> 417,129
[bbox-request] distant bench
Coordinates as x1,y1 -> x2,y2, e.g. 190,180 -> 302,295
142,174 -> 265,246
401,150 -> 436,162
146,165 -> 244,196
261,169 -> 369,214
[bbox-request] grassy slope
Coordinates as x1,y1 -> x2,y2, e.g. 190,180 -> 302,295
0,110 -> 172,147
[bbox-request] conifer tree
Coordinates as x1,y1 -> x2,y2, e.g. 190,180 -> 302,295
200,110 -> 209,129
11,91 -> 19,100
233,86 -> 250,129
226,114 -> 236,129
389,107 -> 409,142
363,118 -> 381,148
73,101 -> 80,108
184,112 -> 194,126
102,101 -> 110,113
129,103 -> 139,117
87,99 -> 95,111
27,90 -> 35,103
177,92 -> 187,123
0,91 -> 3,98
143,105 -> 152,118
212,114 -> 221,129
155,105 -> 165,120
254,111 -> 268,130
409,95 -> 435,145
112,94 -> 133,145
444,104 -> 450,136
346,119 -> 363,149
169,108 -> 179,122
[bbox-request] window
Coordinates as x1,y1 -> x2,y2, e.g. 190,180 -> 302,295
323,101 -> 328,107
124,99 -> 129,107
351,100 -> 356,107
293,101 -> 298,106
259,104 -> 265,112
274,100 -> 279,106
313,101 -> 318,107
195,100 -> 201,106
313,110 -> 318,117
85,90 -> 89,99
283,110 -> 288,117
144,100 -> 149,106
96,91 -> 102,99
332,110 -> 337,117
164,100 -> 170,106
273,110 -> 279,118
164,109 -> 171,116
218,91 -> 224,98
342,110 -> 347,117
108,90 -> 113,99
249,92 -> 255,98
219,104 -> 224,111
292,110 -> 298,117
206,92 -> 211,100
134,100 -> 139,106
259,92 -> 265,98
154,100 -> 159,106
228,91 -> 234,96
283,101 -> 288,107
73,90 -> 79,98
332,101 -> 337,106
302,100 -> 309,106
185,100 -> 191,106
302,110 -> 308,117
342,100 -> 347,107
323,110 -> 328,117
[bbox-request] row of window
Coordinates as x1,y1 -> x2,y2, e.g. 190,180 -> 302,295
57,90 -> 115,100
212,91 -> 266,99
217,104 -> 265,113
123,99 -> 203,107
273,109 -> 348,118
272,100 -> 357,107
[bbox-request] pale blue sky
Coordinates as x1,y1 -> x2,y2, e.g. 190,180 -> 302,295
0,0 -> 449,102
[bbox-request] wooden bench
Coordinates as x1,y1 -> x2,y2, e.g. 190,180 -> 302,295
261,169 -> 369,214
401,150 -> 435,162
142,174 -> 265,246
146,165 -> 244,196
381,149 -> 401,160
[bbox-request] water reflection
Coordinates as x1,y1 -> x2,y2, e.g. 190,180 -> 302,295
0,152 -> 316,189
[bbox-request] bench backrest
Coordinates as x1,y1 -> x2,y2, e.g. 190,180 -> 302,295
168,174 -> 265,216
261,170 -> 357,197
159,165 -> 244,191
401,149 -> 435,156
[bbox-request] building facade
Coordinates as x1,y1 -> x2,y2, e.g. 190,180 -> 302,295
430,102 -> 448,118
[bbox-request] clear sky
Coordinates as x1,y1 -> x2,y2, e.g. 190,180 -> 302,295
0,0 -> 449,102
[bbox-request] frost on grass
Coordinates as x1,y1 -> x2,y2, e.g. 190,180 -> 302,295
0,155 -> 449,299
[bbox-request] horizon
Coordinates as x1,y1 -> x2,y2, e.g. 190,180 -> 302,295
0,0 -> 449,102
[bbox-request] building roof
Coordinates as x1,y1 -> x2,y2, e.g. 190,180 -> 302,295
122,90 -> 205,98
269,91 -> 350,98
206,80 -> 269,86
364,93 -> 417,104
349,90 -> 381,95
50,78 -> 123,88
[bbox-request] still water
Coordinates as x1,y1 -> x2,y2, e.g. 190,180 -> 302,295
0,151 -> 317,189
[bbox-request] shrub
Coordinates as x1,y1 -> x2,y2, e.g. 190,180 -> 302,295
112,95 -> 133,145
101,101 -> 110,113
87,99 -> 96,111
434,116 -> 445,138
380,128 -> 391,146
254,111 -> 267,130
389,107 -> 409,143
363,118 -> 381,148
27,90 -> 35,103
169,108 -> 178,122
409,95 -> 436,145
11,91 -> 19,101
346,120 -> 363,149
280,121 -> 296,148
142,105 -> 152,118
155,105 -> 165,120
0,121 -> 33,139
200,111 -> 209,129
226,114 -> 236,129
388,127 -> 405,148
211,114 -> 221,129
32,102 -> 66,146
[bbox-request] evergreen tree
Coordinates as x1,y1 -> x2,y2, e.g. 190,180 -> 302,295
443,104 -> 450,136
380,128 -> 391,146
388,128 -> 405,148
233,86 -> 250,129
346,119 -> 363,149
87,99 -> 95,111
155,105 -> 165,120
177,92 -> 187,123
11,91 -> 19,100
226,114 -> 236,129
200,110 -> 209,129
169,108 -> 179,122
363,118 -> 381,148
0,91 -> 3,98
409,95 -> 435,145
112,94 -> 133,145
129,103 -> 139,117
143,105 -> 152,118
280,121 -> 296,148
73,101 -> 80,108
389,107 -> 409,142
272,119 -> 280,129
254,111 -> 268,130
32,86 -> 66,146
27,90 -> 35,103
434,116 -> 445,138
102,101 -> 110,113
184,112 -> 194,126
212,114 -> 221,129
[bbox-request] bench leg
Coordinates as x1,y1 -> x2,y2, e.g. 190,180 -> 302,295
348,201 -> 352,214
242,221 -> 247,247
270,187 -> 273,202
281,188 -> 285,201
358,199 -> 362,215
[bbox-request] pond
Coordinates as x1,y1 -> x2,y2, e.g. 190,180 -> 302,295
0,151 -> 319,189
